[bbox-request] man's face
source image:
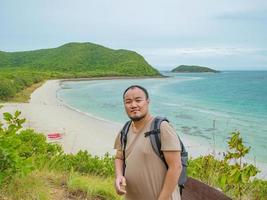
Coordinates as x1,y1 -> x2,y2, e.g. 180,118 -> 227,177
124,87 -> 150,121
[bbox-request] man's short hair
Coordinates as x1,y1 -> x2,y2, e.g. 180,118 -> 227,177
123,85 -> 149,100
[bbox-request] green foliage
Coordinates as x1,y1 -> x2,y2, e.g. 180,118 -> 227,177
0,110 -> 117,199
171,65 -> 218,73
0,71 -> 45,101
50,151 -> 114,177
0,42 -> 160,101
0,110 -> 114,182
3,110 -> 26,134
188,155 -> 230,186
223,131 -> 259,199
225,131 -> 251,161
0,78 -> 17,100
247,179 -> 267,200
0,111 -> 30,184
188,131 -> 265,200
0,43 -> 159,76
0,111 -> 63,185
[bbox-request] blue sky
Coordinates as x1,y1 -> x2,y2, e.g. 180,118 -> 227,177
1,0 -> 267,70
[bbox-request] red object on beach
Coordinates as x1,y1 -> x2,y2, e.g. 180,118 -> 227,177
47,133 -> 62,139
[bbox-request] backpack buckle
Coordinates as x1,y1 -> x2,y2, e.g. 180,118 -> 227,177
144,129 -> 160,137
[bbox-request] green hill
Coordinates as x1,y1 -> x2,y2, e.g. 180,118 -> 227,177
171,65 -> 219,73
0,42 -> 160,76
0,42 -> 161,101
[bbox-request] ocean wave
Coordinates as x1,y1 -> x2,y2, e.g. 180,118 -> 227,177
149,77 -> 203,94
161,102 -> 231,118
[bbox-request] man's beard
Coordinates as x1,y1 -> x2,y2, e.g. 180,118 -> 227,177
129,113 -> 146,122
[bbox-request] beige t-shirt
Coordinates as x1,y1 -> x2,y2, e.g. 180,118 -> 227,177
114,118 -> 181,200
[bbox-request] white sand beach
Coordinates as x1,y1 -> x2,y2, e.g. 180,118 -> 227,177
1,79 -> 266,178
0,79 -> 209,157
0,80 -> 121,155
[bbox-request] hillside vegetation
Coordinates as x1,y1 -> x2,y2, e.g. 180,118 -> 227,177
0,42 -> 159,76
0,42 -> 160,101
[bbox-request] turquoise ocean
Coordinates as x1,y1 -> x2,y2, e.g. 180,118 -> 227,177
57,71 -> 267,164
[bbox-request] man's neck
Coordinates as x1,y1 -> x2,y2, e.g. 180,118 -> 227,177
132,114 -> 153,130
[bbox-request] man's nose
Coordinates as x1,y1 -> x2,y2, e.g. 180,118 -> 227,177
130,101 -> 137,107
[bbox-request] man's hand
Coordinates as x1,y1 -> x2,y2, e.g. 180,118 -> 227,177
115,175 -> 127,195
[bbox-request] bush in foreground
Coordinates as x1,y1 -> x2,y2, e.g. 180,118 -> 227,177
0,109 -> 266,200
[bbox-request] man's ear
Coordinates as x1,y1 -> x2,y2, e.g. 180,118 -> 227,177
147,99 -> 150,104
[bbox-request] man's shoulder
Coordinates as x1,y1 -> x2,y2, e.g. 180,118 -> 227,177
159,118 -> 171,128
159,119 -> 176,133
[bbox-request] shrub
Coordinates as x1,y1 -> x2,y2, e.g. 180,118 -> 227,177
0,110 -> 62,185
51,151 -> 114,177
0,79 -> 16,100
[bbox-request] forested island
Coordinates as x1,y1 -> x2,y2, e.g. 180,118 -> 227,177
171,65 -> 219,73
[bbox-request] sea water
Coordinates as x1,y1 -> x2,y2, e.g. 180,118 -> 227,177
57,71 -> 267,164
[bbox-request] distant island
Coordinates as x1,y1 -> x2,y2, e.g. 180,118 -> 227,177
171,65 -> 219,73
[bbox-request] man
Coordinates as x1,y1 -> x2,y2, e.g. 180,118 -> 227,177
114,85 -> 182,200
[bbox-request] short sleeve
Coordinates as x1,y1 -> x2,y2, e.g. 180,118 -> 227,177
160,121 -> 181,151
114,132 -> 124,160
114,132 -> 122,151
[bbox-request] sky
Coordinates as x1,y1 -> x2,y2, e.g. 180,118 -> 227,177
1,0 -> 267,71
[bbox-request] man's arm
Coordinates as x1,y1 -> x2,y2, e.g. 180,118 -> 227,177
114,150 -> 127,195
158,151 -> 182,200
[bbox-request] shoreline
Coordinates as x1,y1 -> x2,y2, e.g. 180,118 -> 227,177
1,78 -> 267,179
0,79 -> 122,155
59,75 -> 167,83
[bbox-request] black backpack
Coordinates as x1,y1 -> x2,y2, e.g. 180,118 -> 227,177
120,116 -> 188,194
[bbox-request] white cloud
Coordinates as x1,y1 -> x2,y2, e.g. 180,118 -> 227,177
134,47 -> 267,57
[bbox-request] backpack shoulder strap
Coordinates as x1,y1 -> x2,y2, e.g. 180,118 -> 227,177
145,116 -> 169,164
146,116 -> 189,188
120,120 -> 131,149
146,116 -> 187,164
120,120 -> 131,176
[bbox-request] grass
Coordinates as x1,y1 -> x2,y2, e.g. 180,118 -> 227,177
0,169 -> 122,200
1,170 -> 54,200
67,173 -> 122,200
